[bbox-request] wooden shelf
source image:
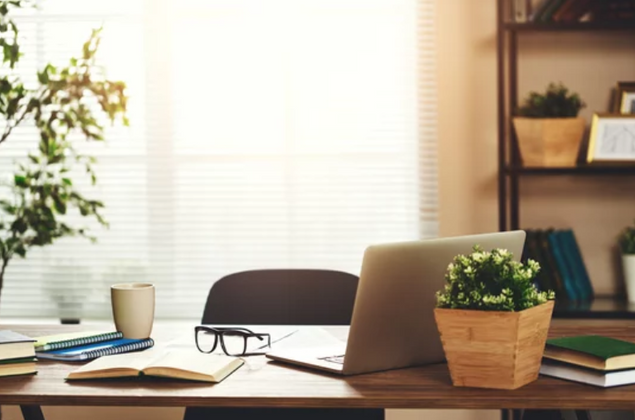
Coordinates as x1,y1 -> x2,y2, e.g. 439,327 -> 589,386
505,165 -> 635,176
504,21 -> 635,32
553,297 -> 635,319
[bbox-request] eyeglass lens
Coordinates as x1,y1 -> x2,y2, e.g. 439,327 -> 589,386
196,329 -> 219,353
219,330 -> 248,356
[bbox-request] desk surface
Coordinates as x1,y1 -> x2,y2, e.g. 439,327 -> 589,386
2,321 -> 635,410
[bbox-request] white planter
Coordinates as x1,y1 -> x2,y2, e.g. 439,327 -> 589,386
622,255 -> 635,303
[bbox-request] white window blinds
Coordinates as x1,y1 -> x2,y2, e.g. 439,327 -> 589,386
0,0 -> 437,320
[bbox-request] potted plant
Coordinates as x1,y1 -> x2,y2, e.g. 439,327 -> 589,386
0,1 -> 128,305
513,83 -> 586,167
619,221 -> 635,303
434,246 -> 555,390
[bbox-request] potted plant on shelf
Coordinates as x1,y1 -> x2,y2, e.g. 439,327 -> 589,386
513,82 -> 586,167
434,246 -> 555,390
619,221 -> 635,303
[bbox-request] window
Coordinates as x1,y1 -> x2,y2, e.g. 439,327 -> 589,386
0,0 -> 437,320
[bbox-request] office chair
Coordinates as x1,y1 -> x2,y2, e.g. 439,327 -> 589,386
183,269 -> 384,420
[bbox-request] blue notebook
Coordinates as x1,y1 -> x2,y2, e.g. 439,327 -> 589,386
36,338 -> 154,361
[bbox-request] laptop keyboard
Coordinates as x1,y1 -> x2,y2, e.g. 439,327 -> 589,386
319,354 -> 345,364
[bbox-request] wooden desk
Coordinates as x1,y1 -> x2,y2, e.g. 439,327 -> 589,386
2,321 -> 635,420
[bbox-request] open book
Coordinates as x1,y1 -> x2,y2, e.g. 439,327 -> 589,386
66,350 -> 244,383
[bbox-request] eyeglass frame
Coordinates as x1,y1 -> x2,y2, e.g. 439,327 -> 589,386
194,326 -> 272,356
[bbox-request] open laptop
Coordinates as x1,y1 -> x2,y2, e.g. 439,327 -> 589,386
266,230 -> 526,375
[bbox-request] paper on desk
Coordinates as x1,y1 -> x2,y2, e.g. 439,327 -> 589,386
271,327 -> 346,351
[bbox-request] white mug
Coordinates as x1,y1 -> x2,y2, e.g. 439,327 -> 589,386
111,283 -> 155,339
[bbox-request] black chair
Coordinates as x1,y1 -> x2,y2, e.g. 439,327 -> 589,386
184,269 -> 384,420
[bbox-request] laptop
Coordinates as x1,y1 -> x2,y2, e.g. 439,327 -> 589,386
266,230 -> 526,375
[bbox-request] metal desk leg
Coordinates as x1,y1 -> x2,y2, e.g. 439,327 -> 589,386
574,411 -> 592,420
521,410 -> 563,420
20,405 -> 45,420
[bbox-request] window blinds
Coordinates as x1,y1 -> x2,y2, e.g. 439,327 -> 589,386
0,0 -> 437,320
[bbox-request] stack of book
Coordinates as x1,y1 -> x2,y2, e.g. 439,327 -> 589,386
523,228 -> 593,302
34,331 -> 155,361
0,330 -> 37,377
541,335 -> 635,387
513,0 -> 635,23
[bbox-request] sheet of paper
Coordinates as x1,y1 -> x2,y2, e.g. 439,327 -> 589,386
272,327 -> 347,351
71,351 -> 162,374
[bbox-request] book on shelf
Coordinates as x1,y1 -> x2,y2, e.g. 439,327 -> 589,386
526,0 -> 635,23
34,331 -> 124,352
66,350 -> 244,383
544,335 -> 635,371
540,359 -> 635,387
522,228 -> 593,302
0,330 -> 36,362
37,337 -> 155,362
530,0 -> 555,21
514,0 -> 530,22
552,0 -> 580,21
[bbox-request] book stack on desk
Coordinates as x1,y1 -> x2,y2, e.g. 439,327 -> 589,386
35,331 -> 155,362
540,335 -> 635,387
0,330 -> 37,377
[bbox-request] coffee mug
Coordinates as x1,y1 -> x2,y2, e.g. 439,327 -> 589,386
111,283 -> 155,339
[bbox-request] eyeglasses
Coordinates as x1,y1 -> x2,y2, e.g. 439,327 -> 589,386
195,326 -> 272,356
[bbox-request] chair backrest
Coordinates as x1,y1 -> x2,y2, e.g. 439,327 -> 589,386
201,269 -> 359,325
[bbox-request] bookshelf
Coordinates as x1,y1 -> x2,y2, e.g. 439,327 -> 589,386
496,0 -> 635,318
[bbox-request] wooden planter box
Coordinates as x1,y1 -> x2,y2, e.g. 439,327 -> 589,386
434,300 -> 554,390
513,117 -> 585,167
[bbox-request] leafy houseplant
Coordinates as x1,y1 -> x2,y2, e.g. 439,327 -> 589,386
0,1 -> 128,300
619,222 -> 635,303
434,246 -> 555,390
513,83 -> 586,167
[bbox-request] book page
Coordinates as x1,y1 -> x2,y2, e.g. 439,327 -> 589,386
144,350 -> 241,381
69,351 -> 161,378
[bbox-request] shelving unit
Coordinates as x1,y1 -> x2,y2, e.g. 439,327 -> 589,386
496,0 -> 635,318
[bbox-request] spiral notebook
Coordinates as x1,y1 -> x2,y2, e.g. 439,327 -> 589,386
35,331 -> 124,352
36,338 -> 154,361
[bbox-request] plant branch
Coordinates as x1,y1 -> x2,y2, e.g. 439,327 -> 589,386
0,255 -> 8,291
0,104 -> 28,145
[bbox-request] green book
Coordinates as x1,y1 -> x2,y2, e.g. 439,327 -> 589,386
0,357 -> 36,365
0,356 -> 37,378
544,335 -> 635,371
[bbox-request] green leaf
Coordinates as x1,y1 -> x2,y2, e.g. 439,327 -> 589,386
14,174 -> 27,187
14,244 -> 26,258
53,197 -> 67,215
37,70 -> 49,85
61,178 -> 72,186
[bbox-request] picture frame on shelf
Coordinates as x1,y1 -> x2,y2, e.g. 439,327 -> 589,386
587,113 -> 635,164
615,82 -> 635,114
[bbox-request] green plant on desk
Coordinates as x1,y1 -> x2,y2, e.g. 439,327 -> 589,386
0,1 -> 128,297
435,245 -> 555,311
434,245 -> 555,390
